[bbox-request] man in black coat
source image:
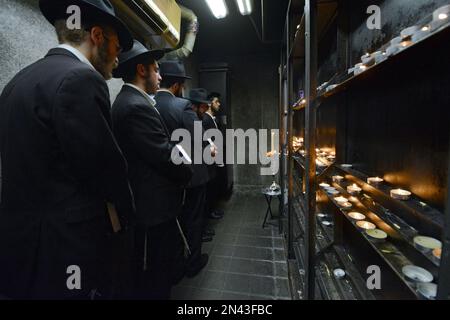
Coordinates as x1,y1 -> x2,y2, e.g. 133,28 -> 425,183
203,92 -> 225,220
0,0 -> 134,299
112,42 -> 192,299
155,61 -> 210,279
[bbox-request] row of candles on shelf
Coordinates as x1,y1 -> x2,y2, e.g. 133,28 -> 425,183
318,171 -> 442,299
292,137 -> 336,162
352,4 -> 450,76
319,174 -> 412,203
292,5 -> 450,109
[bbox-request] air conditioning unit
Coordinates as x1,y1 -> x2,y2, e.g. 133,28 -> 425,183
111,0 -> 181,48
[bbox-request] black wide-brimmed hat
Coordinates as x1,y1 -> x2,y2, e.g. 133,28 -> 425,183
39,0 -> 133,51
187,88 -> 210,105
159,60 -> 192,79
113,39 -> 166,78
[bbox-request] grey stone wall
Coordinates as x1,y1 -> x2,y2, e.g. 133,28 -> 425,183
0,0 -> 125,100
203,52 -> 280,188
0,0 -> 56,92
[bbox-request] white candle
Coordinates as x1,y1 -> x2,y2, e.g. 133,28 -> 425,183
335,196 -> 349,205
366,229 -> 388,240
348,212 -> 366,221
347,184 -> 362,195
391,189 -> 412,200
367,177 -> 384,186
341,202 -> 352,209
356,221 -> 376,230
326,189 -> 340,195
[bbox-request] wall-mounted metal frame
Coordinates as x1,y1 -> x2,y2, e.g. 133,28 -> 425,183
282,0 -> 450,300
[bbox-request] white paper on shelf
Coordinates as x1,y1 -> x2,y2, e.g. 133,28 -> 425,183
175,144 -> 192,165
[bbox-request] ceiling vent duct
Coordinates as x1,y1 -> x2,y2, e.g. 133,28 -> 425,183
111,0 -> 181,48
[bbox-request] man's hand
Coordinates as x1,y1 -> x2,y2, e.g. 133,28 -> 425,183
266,150 -> 277,158
210,145 -> 217,158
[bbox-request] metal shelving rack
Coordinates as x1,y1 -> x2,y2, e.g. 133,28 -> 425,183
283,0 -> 339,300
281,0 -> 450,300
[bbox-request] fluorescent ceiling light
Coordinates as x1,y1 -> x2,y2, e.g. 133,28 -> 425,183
235,0 -> 253,15
205,0 -> 228,19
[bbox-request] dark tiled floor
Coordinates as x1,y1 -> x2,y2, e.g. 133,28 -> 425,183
172,192 -> 291,300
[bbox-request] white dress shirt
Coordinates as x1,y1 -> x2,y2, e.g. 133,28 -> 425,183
157,88 -> 176,97
205,111 -> 218,129
56,44 -> 96,71
124,83 -> 160,115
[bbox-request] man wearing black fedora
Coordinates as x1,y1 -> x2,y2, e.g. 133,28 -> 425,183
156,62 -> 211,279
112,41 -> 192,299
204,92 -> 226,221
0,0 -> 134,299
155,60 -> 193,134
185,88 -> 224,244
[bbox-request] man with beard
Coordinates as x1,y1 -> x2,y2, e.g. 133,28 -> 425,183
112,41 -> 192,299
155,61 -> 210,279
203,92 -> 225,221
0,0 -> 134,299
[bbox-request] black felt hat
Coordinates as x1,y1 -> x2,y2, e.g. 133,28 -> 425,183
159,60 -> 192,79
187,88 -> 210,105
39,0 -> 133,51
113,40 -> 166,78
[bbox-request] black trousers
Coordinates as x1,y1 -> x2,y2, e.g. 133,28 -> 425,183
206,174 -> 221,217
180,185 -> 207,266
133,218 -> 180,300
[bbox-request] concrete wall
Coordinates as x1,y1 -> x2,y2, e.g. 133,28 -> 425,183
0,0 -> 56,92
0,0 -> 125,100
199,51 -> 280,189
0,0 -> 194,101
